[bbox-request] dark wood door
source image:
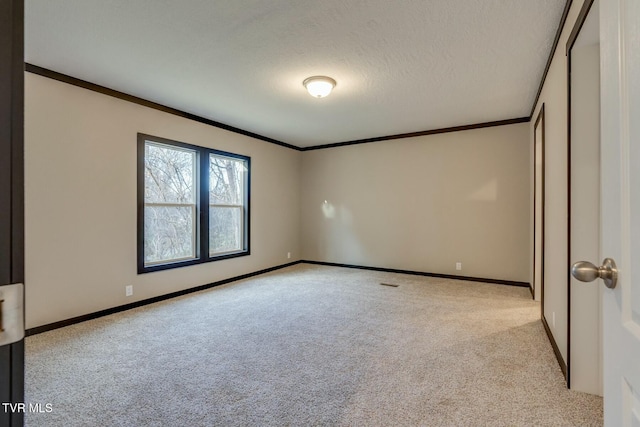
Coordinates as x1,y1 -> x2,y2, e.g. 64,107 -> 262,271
0,1 -> 25,426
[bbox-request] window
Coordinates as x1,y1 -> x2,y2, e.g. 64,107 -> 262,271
209,154 -> 246,256
138,134 -> 249,273
143,142 -> 197,265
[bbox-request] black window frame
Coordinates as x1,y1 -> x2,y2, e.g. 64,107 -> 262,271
137,133 -> 250,274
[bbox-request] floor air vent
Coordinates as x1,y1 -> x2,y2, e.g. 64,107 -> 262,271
379,283 -> 399,288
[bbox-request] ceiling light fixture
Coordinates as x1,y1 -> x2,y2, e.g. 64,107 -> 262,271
303,76 -> 336,98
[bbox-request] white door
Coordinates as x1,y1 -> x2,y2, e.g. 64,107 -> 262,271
599,0 -> 640,424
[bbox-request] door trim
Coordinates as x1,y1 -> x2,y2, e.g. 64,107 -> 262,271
0,0 -> 25,425
533,104 -> 546,303
533,103 -> 568,380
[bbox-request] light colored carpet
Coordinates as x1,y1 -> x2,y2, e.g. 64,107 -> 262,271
25,264 -> 603,426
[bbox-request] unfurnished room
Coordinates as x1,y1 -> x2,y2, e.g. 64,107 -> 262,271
1,0 -> 639,426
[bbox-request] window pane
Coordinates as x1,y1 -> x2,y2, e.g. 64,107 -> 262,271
209,206 -> 242,254
145,205 -> 195,264
145,143 -> 196,204
209,154 -> 244,205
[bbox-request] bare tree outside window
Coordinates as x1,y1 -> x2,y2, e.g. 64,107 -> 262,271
144,143 -> 197,264
138,134 -> 249,273
209,154 -> 246,255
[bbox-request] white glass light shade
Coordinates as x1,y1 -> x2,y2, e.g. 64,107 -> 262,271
303,76 -> 336,98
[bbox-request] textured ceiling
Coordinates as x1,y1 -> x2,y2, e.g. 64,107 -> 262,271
25,0 -> 567,148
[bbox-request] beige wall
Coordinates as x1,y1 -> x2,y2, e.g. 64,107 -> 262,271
301,123 -> 530,282
24,73 -> 301,329
530,0 -> 589,368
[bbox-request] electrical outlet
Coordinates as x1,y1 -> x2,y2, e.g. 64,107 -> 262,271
456,262 -> 462,271
125,285 -> 133,297
552,312 -> 556,328
287,252 -> 291,259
